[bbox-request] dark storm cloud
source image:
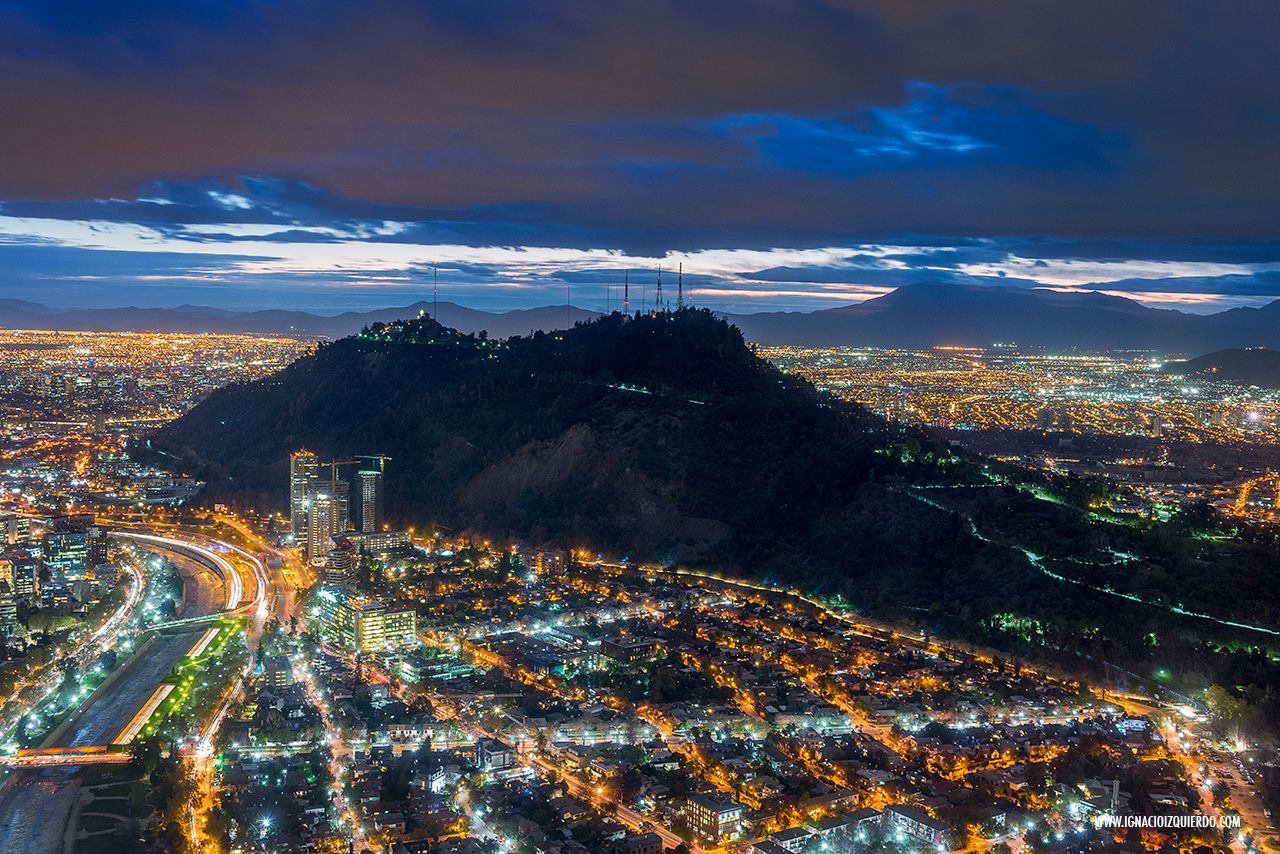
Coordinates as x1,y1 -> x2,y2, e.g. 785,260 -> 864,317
0,177 -> 738,253
548,266 -> 729,292
0,243 -> 269,278
742,264 -> 1041,290
714,83 -> 1124,174
1089,272 -> 1280,299
1,178 -> 421,229
979,238 -> 1280,266
2,0 -> 1279,241
3,1 -> 1280,311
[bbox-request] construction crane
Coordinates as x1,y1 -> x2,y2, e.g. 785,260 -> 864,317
354,454 -> 391,473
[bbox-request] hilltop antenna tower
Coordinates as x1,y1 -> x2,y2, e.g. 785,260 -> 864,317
623,270 -> 630,315
655,266 -> 663,313
432,263 -> 438,320
678,262 -> 684,309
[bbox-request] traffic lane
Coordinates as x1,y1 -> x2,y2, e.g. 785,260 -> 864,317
41,542 -> 225,749
152,548 -> 227,620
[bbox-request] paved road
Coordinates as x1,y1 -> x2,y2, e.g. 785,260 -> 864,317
1196,744 -> 1277,844
47,547 -> 224,750
167,546 -> 228,620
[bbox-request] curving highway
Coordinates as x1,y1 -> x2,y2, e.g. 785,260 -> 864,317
43,543 -> 227,751
114,532 -> 244,611
0,532 -> 249,854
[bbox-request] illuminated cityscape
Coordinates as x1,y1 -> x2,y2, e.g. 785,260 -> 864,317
0,330 -> 309,513
2,3 -> 1280,854
760,348 -> 1280,444
0,317 -> 1269,854
763,346 -> 1280,525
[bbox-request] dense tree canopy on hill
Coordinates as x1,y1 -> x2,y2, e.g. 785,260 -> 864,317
154,309 -> 929,570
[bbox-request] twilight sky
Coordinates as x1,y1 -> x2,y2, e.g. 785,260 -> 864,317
3,1 -> 1280,314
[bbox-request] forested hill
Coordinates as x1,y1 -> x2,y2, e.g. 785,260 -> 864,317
150,308 -> 937,571
151,310 -> 1280,727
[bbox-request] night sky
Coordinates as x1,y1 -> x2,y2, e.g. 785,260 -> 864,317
3,1 -> 1280,314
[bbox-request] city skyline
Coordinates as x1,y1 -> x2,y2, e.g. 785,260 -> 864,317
1,272 -> 1278,853
1,4 -> 1278,853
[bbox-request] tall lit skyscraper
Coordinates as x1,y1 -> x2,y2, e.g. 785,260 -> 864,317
305,489 -> 336,566
0,515 -> 31,545
331,476 -> 351,534
351,467 -> 383,533
325,538 -> 357,586
9,550 -> 38,600
289,450 -> 319,536
0,583 -> 16,636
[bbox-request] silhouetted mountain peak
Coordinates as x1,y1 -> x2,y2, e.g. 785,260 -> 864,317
1164,346 -> 1280,388
728,283 -> 1280,351
149,307 -> 887,568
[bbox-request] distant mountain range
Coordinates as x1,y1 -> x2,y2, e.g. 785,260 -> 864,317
0,298 -> 600,340
727,283 -> 1280,353
7,283 -> 1280,353
1165,347 -> 1280,389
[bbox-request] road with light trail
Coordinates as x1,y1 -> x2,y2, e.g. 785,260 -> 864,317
0,532 -> 251,854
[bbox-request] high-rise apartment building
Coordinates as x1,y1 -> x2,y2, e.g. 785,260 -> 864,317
44,530 -> 88,581
0,515 -> 31,545
86,526 -> 109,566
9,550 -> 38,600
351,467 -> 384,533
331,476 -> 351,535
0,584 -> 16,636
289,450 -> 320,536
325,539 -> 357,586
305,489 -> 337,566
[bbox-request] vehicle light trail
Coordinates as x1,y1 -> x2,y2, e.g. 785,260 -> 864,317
0,551 -> 145,744
290,656 -> 369,851
114,531 -> 244,610
185,627 -> 220,659
112,683 -> 176,746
